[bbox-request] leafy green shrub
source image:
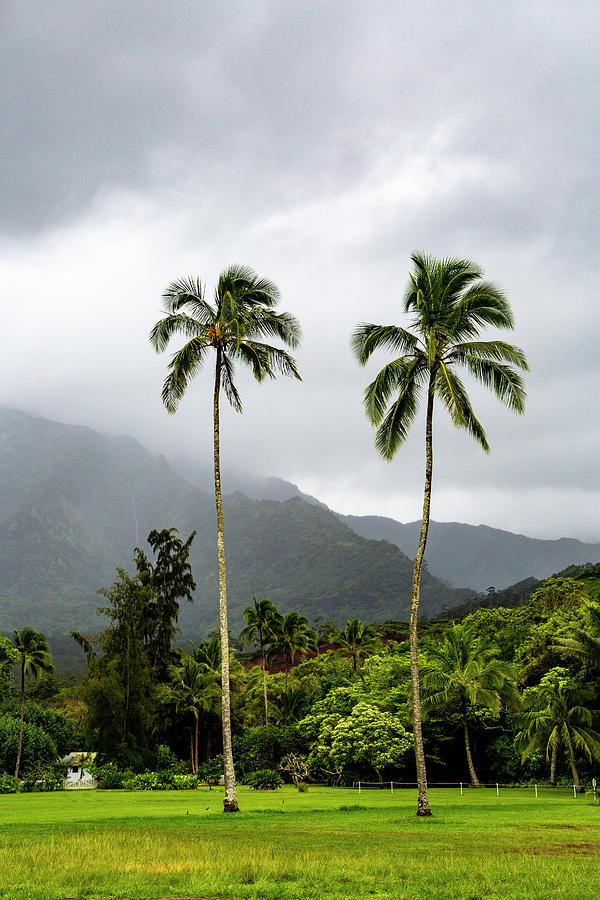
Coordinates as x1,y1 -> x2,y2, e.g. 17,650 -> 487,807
297,781 -> 308,792
243,769 -> 283,790
92,762 -> 134,790
197,757 -> 222,788
171,773 -> 200,790
20,773 -> 63,793
133,772 -> 169,791
0,773 -> 20,793
154,744 -> 177,770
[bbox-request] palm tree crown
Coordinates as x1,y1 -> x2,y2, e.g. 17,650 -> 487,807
149,264 -> 301,413
352,252 -> 528,459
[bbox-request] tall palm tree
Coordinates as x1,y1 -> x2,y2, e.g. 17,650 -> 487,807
12,628 -> 54,778
240,597 -> 282,724
336,619 -> 379,672
516,669 -> 600,789
352,252 -> 527,815
421,623 -> 520,786
150,265 -> 301,812
270,612 -> 317,689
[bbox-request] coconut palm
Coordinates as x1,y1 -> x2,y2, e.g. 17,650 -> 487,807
240,597 -> 282,724
516,668 -> 600,790
421,623 -> 520,786
166,656 -> 219,773
352,252 -> 528,815
12,627 -> 54,778
270,612 -> 317,689
336,619 -> 379,672
150,265 -> 301,812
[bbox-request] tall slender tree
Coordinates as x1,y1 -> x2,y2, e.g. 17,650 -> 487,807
240,597 -> 282,724
150,265 -> 301,811
352,252 -> 527,815
12,628 -> 54,778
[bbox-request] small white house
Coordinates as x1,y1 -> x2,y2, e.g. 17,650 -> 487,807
60,752 -> 97,789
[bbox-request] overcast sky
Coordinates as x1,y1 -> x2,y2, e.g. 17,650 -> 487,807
1,1 -> 598,541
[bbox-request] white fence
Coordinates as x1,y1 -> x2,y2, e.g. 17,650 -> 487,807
64,778 -> 98,790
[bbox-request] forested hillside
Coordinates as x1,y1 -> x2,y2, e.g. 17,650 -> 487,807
0,409 -> 471,636
338,514 -> 600,591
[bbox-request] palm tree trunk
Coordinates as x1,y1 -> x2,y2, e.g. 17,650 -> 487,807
409,381 -> 434,817
14,662 -> 25,779
549,742 -> 558,787
564,731 -> 582,791
461,697 -> 480,787
194,714 -> 199,775
213,349 -> 239,813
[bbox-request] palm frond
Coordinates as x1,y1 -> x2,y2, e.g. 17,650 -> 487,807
434,365 -> 489,451
373,379 -> 421,460
450,341 -> 529,369
351,323 -> 419,365
461,357 -> 527,414
149,313 -> 206,353
237,341 -> 301,381
161,338 -> 209,413
452,283 -> 515,338
363,357 -> 425,426
220,352 -> 242,413
243,308 -> 302,348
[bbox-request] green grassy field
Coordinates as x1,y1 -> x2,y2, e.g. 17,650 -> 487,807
0,785 -> 598,900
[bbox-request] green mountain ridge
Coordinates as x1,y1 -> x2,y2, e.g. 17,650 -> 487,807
0,408 -> 471,636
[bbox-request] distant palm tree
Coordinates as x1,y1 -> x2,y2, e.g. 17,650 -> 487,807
556,600 -> 600,678
150,265 -> 301,812
166,656 -> 219,773
336,619 -> 379,672
13,628 -> 53,778
352,252 -> 527,815
240,597 -> 282,724
271,687 -> 307,725
516,668 -> 600,789
271,612 -> 317,689
421,623 -> 520,786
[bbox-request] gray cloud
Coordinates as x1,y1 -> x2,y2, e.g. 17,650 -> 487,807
0,0 -> 597,543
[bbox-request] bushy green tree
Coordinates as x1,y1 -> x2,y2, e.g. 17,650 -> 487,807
0,715 -> 57,775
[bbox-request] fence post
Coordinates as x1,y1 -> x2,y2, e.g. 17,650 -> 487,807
496,783 -> 499,797
573,784 -> 576,799
535,784 -> 538,798
390,781 -> 393,794
460,782 -> 463,795
358,781 -> 361,794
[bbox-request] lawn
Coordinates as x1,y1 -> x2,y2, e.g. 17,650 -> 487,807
0,785 -> 598,900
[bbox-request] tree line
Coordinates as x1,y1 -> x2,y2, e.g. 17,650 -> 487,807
2,553 -> 599,795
